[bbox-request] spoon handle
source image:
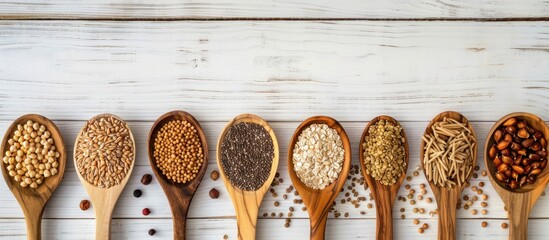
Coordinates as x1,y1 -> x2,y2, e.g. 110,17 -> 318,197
309,215 -> 328,240
95,203 -> 115,240
234,196 -> 259,240
170,199 -> 190,240
437,188 -> 459,240
373,193 -> 394,240
24,210 -> 43,240
506,193 -> 533,240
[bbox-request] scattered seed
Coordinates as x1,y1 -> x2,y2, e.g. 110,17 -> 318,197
141,174 -> 152,185
148,229 -> 156,236
79,199 -> 90,211
210,170 -> 220,181
142,208 -> 151,216
133,189 -> 142,198
209,188 -> 220,199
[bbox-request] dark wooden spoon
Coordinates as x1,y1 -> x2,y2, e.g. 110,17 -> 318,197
359,115 -> 409,240
287,116 -> 351,240
1,114 -> 66,240
148,110 -> 209,240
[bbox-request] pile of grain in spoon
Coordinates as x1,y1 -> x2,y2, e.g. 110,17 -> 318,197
422,117 -> 475,188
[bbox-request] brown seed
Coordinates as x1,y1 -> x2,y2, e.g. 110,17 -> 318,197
79,199 -> 90,211
209,188 -> 220,199
497,141 -> 511,150
413,219 -> 420,225
274,201 -> 279,207
210,170 -> 220,181
494,129 -> 503,142
422,223 -> 429,229
141,174 -> 152,185
503,117 -> 517,127
418,228 -> 424,234
501,223 -> 508,229
481,221 -> 488,228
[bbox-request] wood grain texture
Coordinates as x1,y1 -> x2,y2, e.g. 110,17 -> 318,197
287,116 -> 352,240
484,112 -> 549,240
420,111 -> 478,240
147,111 -> 208,240
0,21 -> 549,122
216,114 -> 279,240
73,114 -> 136,240
0,114 -> 66,240
359,115 -> 409,240
0,0 -> 548,19
4,218 -> 549,240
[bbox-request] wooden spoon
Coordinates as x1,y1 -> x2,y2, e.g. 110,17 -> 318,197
216,114 -> 279,240
73,114 -> 136,240
420,111 -> 477,240
0,114 -> 66,240
287,116 -> 352,240
358,115 -> 409,240
484,112 -> 549,240
147,110 -> 208,240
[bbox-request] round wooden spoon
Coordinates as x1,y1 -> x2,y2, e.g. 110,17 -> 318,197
420,111 -> 477,240
358,115 -> 408,240
0,114 -> 66,240
216,114 -> 279,240
73,114 -> 136,240
287,116 -> 351,240
484,112 -> 549,240
147,110 -> 208,240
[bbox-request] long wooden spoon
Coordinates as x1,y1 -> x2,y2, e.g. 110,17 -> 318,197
147,110 -> 209,240
216,114 -> 279,240
420,111 -> 477,240
287,116 -> 351,240
0,114 -> 66,240
484,112 -> 549,240
74,114 -> 136,240
358,115 -> 409,240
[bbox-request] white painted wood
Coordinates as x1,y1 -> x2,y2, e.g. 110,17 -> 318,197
3,218 -> 549,240
0,0 -> 548,19
0,21 -> 548,122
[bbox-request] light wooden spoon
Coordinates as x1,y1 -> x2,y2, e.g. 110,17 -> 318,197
420,111 -> 477,240
287,116 -> 351,240
74,114 -> 136,240
0,114 -> 66,240
216,114 -> 279,240
147,110 -> 209,240
358,115 -> 409,240
484,112 -> 549,240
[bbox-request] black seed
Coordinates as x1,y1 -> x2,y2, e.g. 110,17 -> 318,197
133,189 -> 142,198
220,122 -> 274,191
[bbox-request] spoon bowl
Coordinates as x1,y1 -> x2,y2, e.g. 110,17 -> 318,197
287,116 -> 351,240
147,110 -> 208,240
420,111 -> 477,240
484,112 -> 549,240
358,115 -> 408,240
1,114 -> 66,240
216,114 -> 279,240
73,114 -> 136,240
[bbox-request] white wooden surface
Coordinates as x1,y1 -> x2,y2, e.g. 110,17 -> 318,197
0,0 -> 548,19
1,1 -> 549,239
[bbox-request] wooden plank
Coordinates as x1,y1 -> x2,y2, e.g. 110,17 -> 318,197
2,121 -> 549,219
0,21 -> 548,122
2,218 -> 549,239
0,0 -> 548,19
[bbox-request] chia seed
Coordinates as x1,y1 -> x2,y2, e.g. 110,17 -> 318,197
220,122 -> 274,191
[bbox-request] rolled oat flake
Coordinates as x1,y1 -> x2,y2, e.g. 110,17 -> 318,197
220,122 -> 274,191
